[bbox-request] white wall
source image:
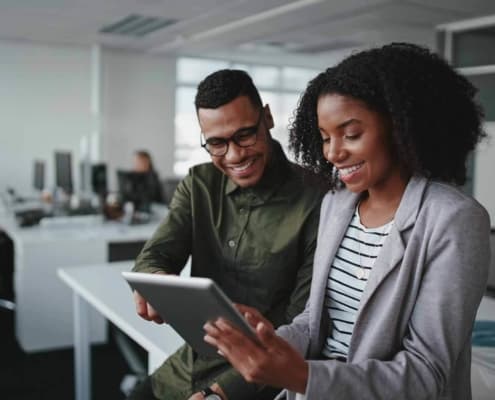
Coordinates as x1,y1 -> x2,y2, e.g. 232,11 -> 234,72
0,41 -> 177,197
0,40 -> 92,195
474,122 -> 495,226
100,49 -> 176,191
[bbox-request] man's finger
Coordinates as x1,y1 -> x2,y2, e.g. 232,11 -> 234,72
147,303 -> 164,323
133,291 -> 152,320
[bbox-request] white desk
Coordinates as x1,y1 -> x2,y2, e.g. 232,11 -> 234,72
0,211 -> 162,352
58,262 -> 184,400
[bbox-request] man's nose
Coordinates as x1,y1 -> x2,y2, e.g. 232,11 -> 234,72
224,141 -> 245,162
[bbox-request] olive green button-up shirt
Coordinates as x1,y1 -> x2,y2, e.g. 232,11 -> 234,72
133,141 -> 326,400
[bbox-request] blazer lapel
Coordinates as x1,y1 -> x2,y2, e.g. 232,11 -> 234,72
309,191 -> 358,353
358,226 -> 405,311
353,176 -> 428,328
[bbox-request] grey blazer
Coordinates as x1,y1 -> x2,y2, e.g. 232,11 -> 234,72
277,176 -> 491,400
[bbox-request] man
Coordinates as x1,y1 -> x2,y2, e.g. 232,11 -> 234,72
129,69 -> 326,400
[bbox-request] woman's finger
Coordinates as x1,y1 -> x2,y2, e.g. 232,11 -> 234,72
209,319 -> 259,351
203,333 -> 218,347
203,321 -> 221,337
255,322 -> 278,348
235,304 -> 263,319
244,311 -> 263,329
215,317 -> 234,331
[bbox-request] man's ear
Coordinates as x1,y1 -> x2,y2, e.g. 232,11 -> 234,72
263,104 -> 275,130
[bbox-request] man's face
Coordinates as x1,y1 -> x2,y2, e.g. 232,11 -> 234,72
198,96 -> 274,188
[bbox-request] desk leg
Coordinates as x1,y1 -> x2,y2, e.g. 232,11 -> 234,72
74,292 -> 91,400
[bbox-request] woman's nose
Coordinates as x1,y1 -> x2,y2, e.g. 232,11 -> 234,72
325,140 -> 346,164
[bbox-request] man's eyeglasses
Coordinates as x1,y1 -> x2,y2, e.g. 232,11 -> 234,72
201,109 -> 264,157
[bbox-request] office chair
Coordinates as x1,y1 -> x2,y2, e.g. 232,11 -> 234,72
161,178 -> 181,205
0,231 -> 15,312
107,242 -> 149,394
0,298 -> 15,311
111,324 -> 148,395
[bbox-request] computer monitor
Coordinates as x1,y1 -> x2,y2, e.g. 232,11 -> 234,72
33,160 -> 45,191
91,163 -> 108,196
55,151 -> 73,195
117,170 -> 153,212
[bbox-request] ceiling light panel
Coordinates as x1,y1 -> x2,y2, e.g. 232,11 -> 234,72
99,14 -> 178,37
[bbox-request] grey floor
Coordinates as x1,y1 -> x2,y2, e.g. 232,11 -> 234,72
0,309 -> 132,400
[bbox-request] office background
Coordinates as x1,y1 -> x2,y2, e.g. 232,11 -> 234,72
0,42 -> 176,193
1,0 -> 494,205
1,1 -> 495,399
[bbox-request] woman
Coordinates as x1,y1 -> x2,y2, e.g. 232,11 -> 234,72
204,43 -> 491,399
133,150 -> 164,204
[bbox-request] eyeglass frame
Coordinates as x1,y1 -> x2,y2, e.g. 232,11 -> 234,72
200,108 -> 265,157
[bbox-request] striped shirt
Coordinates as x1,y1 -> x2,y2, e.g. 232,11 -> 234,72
322,207 -> 393,360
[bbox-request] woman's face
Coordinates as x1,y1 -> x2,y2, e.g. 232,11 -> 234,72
133,155 -> 151,173
317,93 -> 401,194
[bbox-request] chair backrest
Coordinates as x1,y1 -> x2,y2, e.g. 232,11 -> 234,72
0,299 -> 15,311
161,178 -> 181,205
0,231 -> 14,307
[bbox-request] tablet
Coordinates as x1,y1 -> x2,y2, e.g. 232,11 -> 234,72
122,271 -> 259,357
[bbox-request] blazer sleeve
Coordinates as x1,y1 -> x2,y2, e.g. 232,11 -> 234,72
276,302 -> 312,357
301,201 -> 491,399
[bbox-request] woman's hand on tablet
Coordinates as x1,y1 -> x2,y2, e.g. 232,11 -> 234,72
203,305 -> 308,393
233,303 -> 273,330
133,290 -> 164,324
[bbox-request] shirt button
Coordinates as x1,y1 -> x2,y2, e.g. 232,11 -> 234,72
228,240 -> 236,248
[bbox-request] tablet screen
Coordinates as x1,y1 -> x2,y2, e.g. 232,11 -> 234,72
122,271 -> 259,357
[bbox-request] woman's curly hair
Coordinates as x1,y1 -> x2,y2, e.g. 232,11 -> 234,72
289,42 -> 485,189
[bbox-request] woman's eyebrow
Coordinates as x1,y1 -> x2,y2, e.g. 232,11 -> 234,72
336,118 -> 360,130
319,118 -> 360,133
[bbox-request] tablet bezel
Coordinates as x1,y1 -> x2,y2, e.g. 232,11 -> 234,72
122,271 -> 259,357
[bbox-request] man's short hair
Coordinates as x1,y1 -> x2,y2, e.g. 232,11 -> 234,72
195,69 -> 262,111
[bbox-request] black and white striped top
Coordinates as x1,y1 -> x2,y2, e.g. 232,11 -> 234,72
322,207 -> 393,360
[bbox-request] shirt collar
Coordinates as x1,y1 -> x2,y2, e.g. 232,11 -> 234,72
225,140 -> 291,203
